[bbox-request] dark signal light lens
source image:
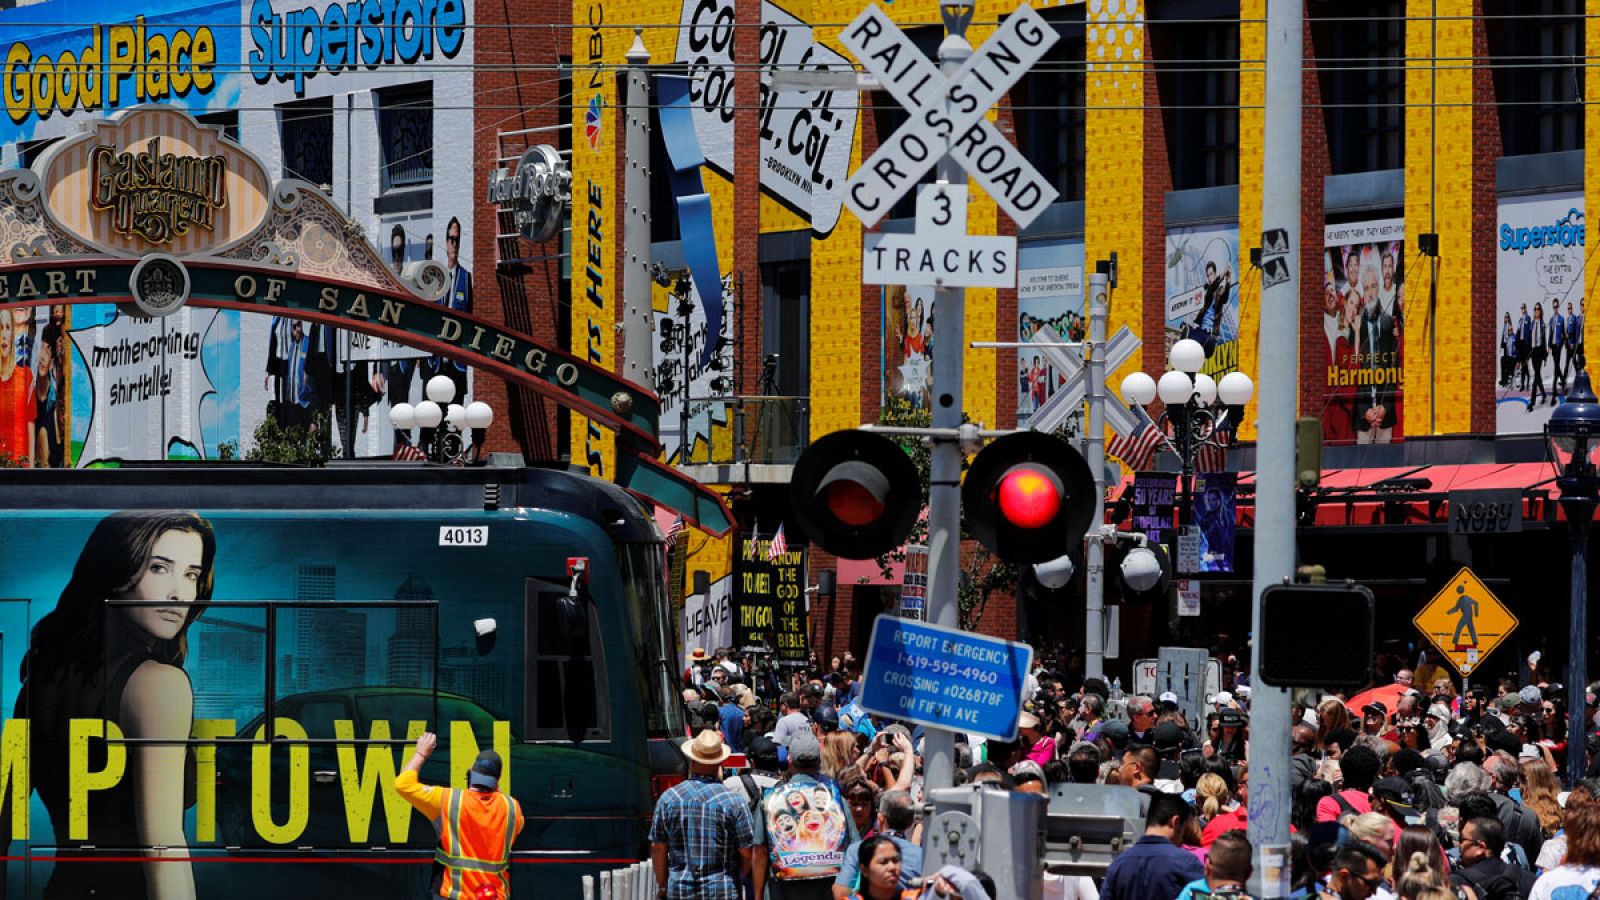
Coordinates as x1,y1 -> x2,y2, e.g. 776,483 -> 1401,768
821,478 -> 885,527
996,465 -> 1062,528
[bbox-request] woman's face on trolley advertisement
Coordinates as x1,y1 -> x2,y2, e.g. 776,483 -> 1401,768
116,529 -> 204,642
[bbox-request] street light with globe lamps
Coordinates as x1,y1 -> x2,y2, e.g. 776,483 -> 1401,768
389,375 -> 495,464
1119,338 -> 1255,578
1546,358 -> 1600,787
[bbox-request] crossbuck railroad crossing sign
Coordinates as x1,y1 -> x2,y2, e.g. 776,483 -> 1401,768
844,2 -> 1056,248
1026,323 -> 1142,436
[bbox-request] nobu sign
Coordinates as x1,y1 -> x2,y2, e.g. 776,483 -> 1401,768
839,2 -> 1059,229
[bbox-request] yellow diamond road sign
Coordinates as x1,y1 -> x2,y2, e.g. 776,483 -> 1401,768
1414,567 -> 1517,676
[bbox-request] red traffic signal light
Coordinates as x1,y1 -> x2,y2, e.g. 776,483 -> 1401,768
963,431 -> 1094,564
996,465 -> 1063,528
791,430 -> 921,560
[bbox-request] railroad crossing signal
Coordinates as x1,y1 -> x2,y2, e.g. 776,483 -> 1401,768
838,2 -> 1060,231
1026,324 -> 1142,435
1414,567 -> 1518,676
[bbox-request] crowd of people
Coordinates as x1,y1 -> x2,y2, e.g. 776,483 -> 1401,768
650,645 -> 1600,900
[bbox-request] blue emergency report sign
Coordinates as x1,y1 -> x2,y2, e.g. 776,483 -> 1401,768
859,614 -> 1034,741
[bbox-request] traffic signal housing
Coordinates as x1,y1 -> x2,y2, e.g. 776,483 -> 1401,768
790,429 -> 922,560
1259,583 -> 1374,688
963,431 -> 1096,564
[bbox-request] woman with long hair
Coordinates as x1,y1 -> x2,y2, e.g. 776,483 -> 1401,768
822,730 -> 859,780
21,510 -> 217,900
1316,698 -> 1353,751
1530,804 -> 1600,895
1196,772 -> 1233,824
1521,758 -> 1565,839
1540,698 -> 1568,764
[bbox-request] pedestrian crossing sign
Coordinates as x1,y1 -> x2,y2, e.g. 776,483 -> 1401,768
1415,567 -> 1518,676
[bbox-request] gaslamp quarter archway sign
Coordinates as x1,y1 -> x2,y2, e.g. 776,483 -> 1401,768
0,105 -> 730,533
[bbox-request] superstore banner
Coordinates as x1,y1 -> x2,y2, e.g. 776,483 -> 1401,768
0,0 -> 240,145
1496,193 -> 1585,435
246,0 -> 466,95
1321,219 -> 1404,445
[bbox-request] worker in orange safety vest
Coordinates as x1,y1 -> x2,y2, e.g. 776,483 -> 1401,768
396,732 -> 526,899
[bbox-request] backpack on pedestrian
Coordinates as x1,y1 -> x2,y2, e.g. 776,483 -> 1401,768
760,779 -> 850,881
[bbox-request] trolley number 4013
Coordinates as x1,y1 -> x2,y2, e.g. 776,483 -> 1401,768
439,526 -> 489,546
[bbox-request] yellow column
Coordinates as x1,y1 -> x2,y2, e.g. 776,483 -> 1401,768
1404,0 -> 1475,435
1235,0 -> 1265,434
1588,1 -> 1600,351
962,0 -> 1001,430
1084,0 -> 1144,396
809,0 -> 874,436
570,6 -> 629,477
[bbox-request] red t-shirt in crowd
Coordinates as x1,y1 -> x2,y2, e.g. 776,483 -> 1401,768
1316,788 -> 1372,823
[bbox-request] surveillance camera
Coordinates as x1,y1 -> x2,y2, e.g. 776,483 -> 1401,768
1033,554 -> 1076,590
1121,546 -> 1164,593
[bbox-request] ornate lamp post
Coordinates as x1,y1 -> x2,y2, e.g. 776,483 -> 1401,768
1546,360 -> 1600,787
1120,338 -> 1255,534
390,375 -> 495,464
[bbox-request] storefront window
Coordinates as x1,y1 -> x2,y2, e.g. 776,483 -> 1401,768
378,84 -> 434,191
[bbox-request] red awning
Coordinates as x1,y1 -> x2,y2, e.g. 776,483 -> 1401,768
1114,462 -> 1565,529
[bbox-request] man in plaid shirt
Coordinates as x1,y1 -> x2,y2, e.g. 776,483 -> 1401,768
651,730 -> 755,899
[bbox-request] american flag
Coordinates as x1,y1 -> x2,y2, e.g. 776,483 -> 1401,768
665,514 -> 686,548
392,442 -> 426,462
768,523 -> 788,562
744,524 -> 761,561
1196,442 -> 1227,473
1108,404 -> 1164,471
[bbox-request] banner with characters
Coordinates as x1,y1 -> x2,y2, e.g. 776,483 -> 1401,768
1496,194 -> 1584,435
1321,219 -> 1405,444
1016,241 -> 1085,428
0,508 -> 605,896
883,285 -> 934,415
1191,471 -> 1236,574
1164,224 -> 1241,379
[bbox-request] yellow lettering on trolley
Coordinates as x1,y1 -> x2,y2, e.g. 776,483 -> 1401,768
69,718 -> 126,841
449,720 -> 512,796
191,719 -> 235,842
0,719 -> 26,840
251,717 -> 309,844
334,718 -> 426,843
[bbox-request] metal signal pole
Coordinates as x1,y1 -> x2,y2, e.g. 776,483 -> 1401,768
1084,272 -> 1109,680
1248,0 -> 1302,894
921,0 -> 975,794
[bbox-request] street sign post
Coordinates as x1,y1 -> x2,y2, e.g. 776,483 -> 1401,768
837,0 -> 1056,791
1415,567 -> 1518,676
860,614 -> 1034,741
1131,656 -> 1222,699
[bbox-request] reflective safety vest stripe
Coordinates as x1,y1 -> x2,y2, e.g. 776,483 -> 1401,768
434,789 -> 520,899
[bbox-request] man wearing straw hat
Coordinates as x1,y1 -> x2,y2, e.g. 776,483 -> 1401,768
651,730 -> 756,899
